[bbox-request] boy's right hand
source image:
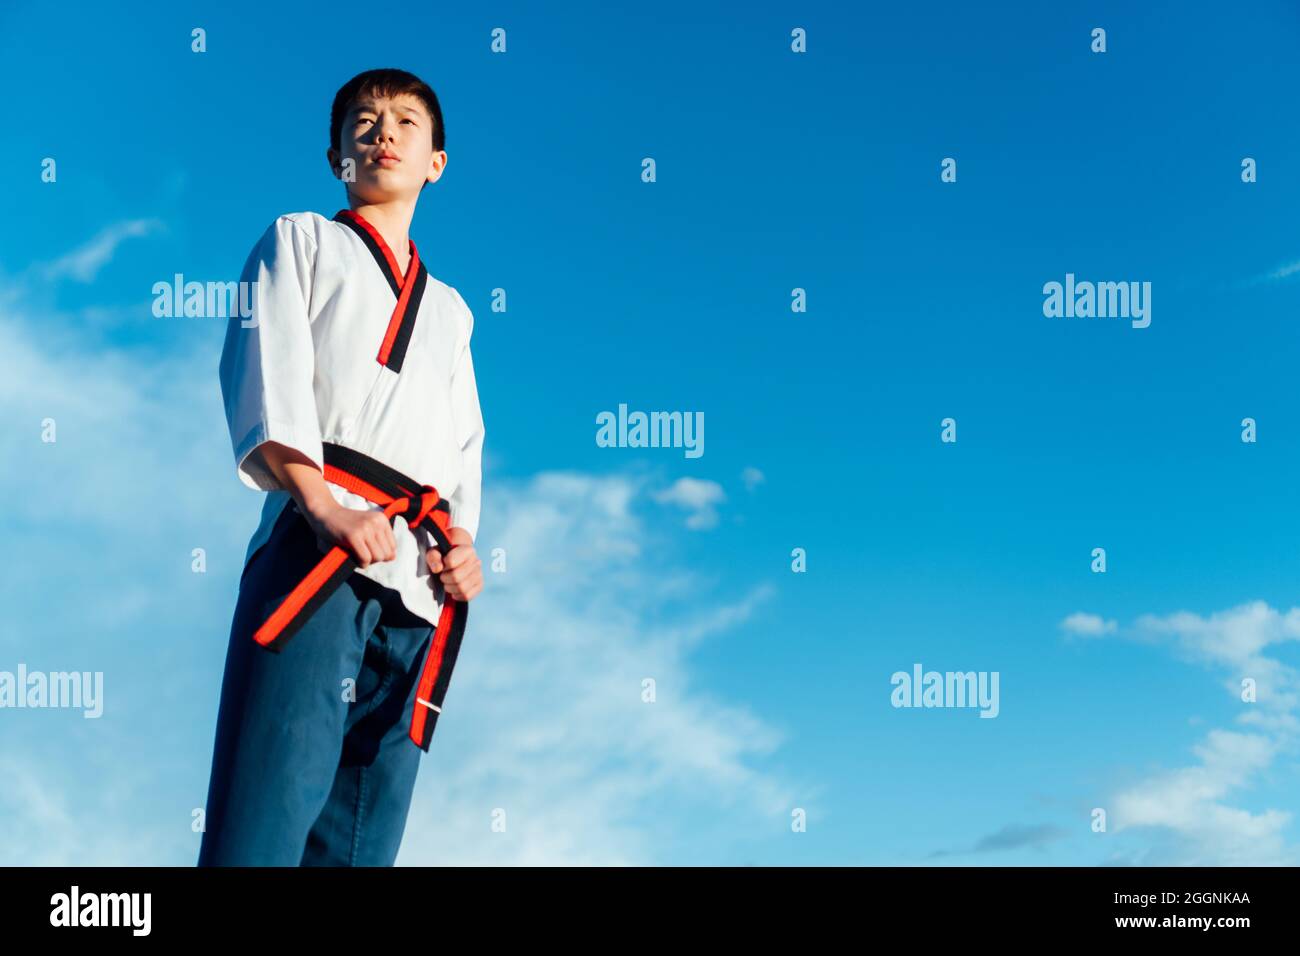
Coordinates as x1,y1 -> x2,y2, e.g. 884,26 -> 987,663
303,498 -> 398,568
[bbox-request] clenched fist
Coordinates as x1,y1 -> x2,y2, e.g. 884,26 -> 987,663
425,526 -> 483,602
305,499 -> 398,567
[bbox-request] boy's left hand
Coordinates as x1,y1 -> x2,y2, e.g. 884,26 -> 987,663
425,527 -> 483,602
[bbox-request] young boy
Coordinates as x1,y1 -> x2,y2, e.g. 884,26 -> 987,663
198,68 -> 485,866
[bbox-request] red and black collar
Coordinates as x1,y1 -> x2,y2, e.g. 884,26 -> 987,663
333,208 -> 429,373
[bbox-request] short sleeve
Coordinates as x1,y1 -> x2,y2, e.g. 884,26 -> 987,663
218,216 -> 325,492
446,289 -> 485,541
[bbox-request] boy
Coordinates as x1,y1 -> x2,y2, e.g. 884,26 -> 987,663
198,68 -> 485,866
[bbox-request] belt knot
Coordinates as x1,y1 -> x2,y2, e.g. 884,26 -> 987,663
400,483 -> 442,527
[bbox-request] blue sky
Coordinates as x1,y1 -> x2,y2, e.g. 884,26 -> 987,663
2,0 -> 1300,865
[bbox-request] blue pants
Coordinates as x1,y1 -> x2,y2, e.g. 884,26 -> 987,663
197,502 -> 435,866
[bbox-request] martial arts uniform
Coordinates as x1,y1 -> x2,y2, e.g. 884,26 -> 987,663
198,209 -> 485,866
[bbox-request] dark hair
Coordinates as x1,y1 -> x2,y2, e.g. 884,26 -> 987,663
329,68 -> 445,156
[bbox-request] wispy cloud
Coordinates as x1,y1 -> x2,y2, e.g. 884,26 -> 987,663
0,274 -> 801,866
1237,257 -> 1300,289
1109,728 -> 1291,865
35,219 -> 163,283
0,275 -> 257,865
1081,601 -> 1300,865
1266,260 -> 1300,282
1133,601 -> 1300,733
398,469 -> 798,865
0,753 -> 181,865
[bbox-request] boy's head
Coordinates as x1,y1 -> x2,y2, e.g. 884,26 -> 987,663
327,68 -> 447,205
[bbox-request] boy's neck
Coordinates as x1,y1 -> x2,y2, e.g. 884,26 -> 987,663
348,200 -> 416,276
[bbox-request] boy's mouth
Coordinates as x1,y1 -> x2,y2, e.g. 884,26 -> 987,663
373,153 -> 401,167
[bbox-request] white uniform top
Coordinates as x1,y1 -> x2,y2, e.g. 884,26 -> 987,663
218,209 -> 485,628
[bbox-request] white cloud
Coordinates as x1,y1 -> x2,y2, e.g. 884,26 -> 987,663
1109,729 -> 1293,865
0,272 -> 801,866
1060,612 -> 1117,637
651,476 -> 726,530
398,469 -> 797,865
0,754 -> 178,866
1099,601 -> 1300,865
740,466 -> 764,491
0,300 -> 241,541
0,276 -> 262,866
1134,600 -> 1300,732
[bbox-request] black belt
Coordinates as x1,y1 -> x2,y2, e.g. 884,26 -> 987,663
250,442 -> 468,751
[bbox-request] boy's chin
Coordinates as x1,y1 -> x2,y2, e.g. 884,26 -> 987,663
346,180 -> 420,205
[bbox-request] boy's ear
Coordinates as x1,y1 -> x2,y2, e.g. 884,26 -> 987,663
426,149 -> 447,186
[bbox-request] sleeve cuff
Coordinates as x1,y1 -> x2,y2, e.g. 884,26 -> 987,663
233,419 -> 325,492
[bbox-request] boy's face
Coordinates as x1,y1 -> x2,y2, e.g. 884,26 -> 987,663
328,92 -> 446,203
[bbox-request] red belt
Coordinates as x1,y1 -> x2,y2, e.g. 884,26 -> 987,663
251,442 -> 468,751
